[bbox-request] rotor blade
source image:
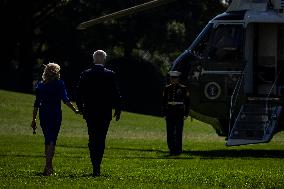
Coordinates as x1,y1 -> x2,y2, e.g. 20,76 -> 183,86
77,0 -> 176,30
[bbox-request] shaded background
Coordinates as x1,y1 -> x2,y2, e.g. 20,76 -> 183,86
0,0 -> 228,115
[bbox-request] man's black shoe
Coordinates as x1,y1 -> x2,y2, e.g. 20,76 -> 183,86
92,171 -> 100,177
92,166 -> 100,177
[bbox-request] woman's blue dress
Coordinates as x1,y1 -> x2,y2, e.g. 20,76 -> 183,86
34,80 -> 70,145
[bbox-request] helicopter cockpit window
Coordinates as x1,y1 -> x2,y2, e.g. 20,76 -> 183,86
207,25 -> 243,63
189,23 -> 213,57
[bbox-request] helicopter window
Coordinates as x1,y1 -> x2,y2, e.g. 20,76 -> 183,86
207,24 -> 243,63
189,23 -> 213,56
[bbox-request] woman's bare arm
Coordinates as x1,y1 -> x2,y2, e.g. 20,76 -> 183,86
65,101 -> 80,114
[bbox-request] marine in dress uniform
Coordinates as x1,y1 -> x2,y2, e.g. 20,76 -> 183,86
162,71 -> 190,155
76,50 -> 121,177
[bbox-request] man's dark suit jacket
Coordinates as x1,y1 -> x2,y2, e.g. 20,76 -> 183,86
76,64 -> 121,121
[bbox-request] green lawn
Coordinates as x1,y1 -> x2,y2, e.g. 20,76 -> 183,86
0,89 -> 284,189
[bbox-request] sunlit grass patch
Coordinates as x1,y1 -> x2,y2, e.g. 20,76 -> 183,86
1,90 -> 284,188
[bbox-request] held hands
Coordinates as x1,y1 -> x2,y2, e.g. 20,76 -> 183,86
66,102 -> 82,115
31,119 -> 37,134
75,109 -> 82,115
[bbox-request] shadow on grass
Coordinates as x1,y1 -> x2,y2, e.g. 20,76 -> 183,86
3,149 -> 283,162
107,147 -> 193,160
183,149 -> 284,159
33,171 -> 112,179
33,171 -> 95,178
109,147 -> 284,159
57,144 -> 87,149
109,147 -> 168,154
0,154 -> 84,159
0,154 -> 43,158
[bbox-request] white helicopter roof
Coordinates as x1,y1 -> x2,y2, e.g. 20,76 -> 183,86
227,0 -> 284,12
244,9 -> 284,24
211,0 -> 284,26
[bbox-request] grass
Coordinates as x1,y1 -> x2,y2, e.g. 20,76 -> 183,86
0,89 -> 284,188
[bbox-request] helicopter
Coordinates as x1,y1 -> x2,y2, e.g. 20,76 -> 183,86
78,0 -> 284,146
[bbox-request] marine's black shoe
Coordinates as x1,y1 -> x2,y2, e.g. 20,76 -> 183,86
92,166 -> 101,177
170,150 -> 182,156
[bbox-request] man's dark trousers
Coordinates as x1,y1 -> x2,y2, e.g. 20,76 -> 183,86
86,116 -> 110,175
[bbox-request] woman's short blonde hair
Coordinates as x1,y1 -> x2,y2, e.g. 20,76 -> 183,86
42,63 -> 61,82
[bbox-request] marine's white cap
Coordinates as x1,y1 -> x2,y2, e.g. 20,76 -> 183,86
168,71 -> 181,77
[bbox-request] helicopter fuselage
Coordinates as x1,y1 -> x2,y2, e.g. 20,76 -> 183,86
172,8 -> 284,136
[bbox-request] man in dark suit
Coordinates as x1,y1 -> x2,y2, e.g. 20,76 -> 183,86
76,50 -> 121,177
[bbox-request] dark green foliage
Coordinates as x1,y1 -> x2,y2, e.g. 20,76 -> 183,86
0,0 -> 226,93
107,57 -> 165,115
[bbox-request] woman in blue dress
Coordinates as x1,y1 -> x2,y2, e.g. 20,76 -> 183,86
31,63 -> 79,176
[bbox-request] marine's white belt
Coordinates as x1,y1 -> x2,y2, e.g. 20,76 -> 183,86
168,102 -> 184,105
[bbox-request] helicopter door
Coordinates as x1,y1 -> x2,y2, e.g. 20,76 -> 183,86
201,24 -> 244,101
254,23 -> 279,96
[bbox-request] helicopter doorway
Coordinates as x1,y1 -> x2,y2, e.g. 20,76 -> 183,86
254,23 -> 284,97
226,23 -> 284,146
